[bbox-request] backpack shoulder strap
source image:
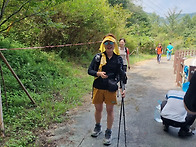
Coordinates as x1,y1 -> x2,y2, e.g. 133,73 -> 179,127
124,47 -> 129,54
95,53 -> 102,62
124,47 -> 127,53
94,53 -> 102,71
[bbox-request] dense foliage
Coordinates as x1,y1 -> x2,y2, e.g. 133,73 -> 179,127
0,0 -> 195,146
0,36 -> 93,146
2,0 -> 196,53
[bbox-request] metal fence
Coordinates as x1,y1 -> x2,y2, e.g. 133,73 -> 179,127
173,50 -> 196,86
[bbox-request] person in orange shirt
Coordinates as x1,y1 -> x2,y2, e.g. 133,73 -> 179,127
155,43 -> 163,63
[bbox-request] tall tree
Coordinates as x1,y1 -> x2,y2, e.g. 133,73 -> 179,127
0,0 -> 64,33
148,13 -> 165,37
108,0 -> 130,8
164,8 -> 182,37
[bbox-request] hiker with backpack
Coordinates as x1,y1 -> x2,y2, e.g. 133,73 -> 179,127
119,38 -> 130,71
88,33 -> 127,145
155,43 -> 163,63
116,38 -> 130,97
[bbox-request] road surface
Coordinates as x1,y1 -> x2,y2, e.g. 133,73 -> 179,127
40,56 -> 196,147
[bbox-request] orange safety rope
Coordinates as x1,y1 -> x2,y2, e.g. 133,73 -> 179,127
0,41 -> 102,51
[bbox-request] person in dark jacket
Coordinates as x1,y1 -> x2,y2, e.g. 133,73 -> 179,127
88,33 -> 126,145
184,71 -> 196,114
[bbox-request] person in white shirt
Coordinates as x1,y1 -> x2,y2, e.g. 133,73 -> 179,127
160,90 -> 196,137
119,38 -> 130,72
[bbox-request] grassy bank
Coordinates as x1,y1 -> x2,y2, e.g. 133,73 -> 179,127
129,54 -> 155,65
0,48 -> 93,146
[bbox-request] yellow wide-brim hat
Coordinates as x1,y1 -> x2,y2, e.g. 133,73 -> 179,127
99,36 -> 120,55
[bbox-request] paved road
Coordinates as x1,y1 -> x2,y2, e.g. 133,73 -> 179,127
44,56 -> 196,147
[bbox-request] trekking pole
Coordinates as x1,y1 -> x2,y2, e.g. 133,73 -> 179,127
117,96 -> 123,147
117,82 -> 127,147
122,97 -> 127,147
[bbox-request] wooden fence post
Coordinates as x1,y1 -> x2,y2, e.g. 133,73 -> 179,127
176,58 -> 184,86
0,85 -> 5,137
174,51 -> 179,74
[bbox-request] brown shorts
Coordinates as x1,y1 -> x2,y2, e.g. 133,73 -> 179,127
92,88 -> 117,105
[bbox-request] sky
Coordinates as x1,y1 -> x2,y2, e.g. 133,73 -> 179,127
132,0 -> 196,17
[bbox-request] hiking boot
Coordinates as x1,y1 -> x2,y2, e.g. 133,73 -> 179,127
163,125 -> 169,132
178,129 -> 194,137
91,124 -> 102,137
103,129 -> 112,146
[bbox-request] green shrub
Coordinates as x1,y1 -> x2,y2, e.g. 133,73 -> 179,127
0,37 -> 93,146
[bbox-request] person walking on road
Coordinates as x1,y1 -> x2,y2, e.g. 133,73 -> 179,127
88,33 -> 127,145
166,43 -> 173,61
160,90 -> 196,137
117,38 -> 130,97
119,38 -> 130,71
155,43 -> 163,63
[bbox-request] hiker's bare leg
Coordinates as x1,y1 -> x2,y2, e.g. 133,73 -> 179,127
94,104 -> 103,123
106,104 -> 114,129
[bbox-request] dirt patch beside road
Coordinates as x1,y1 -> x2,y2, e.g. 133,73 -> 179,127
36,93 -> 93,146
